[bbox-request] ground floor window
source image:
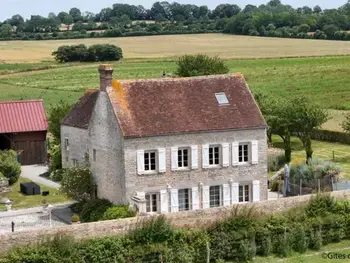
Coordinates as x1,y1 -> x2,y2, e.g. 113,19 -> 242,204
178,188 -> 191,211
239,184 -> 250,202
209,185 -> 222,207
146,193 -> 159,213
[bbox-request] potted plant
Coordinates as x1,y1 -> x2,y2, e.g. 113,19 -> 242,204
71,214 -> 80,224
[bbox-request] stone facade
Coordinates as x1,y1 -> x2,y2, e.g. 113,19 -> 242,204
2,190 -> 350,254
61,126 -> 89,168
88,92 -> 126,204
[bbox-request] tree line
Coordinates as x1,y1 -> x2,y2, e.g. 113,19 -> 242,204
1,0 -> 350,41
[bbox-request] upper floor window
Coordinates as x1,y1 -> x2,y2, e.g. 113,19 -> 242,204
178,148 -> 189,168
239,143 -> 249,163
209,146 -> 220,165
144,151 -> 156,171
239,184 -> 250,202
64,138 -> 69,151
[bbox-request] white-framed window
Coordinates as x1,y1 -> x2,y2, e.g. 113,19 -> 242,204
64,138 -> 69,151
146,193 -> 159,213
144,151 -> 157,171
239,143 -> 249,163
178,148 -> 189,168
209,185 -> 222,207
178,188 -> 192,211
72,159 -> 79,167
239,184 -> 250,202
209,145 -> 220,165
93,149 -> 96,161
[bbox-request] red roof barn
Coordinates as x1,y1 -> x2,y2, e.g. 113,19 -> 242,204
0,100 -> 48,165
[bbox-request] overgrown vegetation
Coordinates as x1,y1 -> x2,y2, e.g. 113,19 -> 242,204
2,194 -> 350,262
0,150 -> 21,185
52,44 -> 123,63
175,54 -> 229,77
47,100 -> 71,143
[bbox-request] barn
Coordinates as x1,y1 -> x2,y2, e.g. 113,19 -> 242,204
0,100 -> 48,165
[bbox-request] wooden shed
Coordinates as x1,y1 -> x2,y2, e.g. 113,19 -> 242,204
0,100 -> 48,165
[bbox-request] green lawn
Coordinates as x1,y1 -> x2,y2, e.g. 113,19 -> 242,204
252,239 -> 350,263
0,177 -> 70,211
0,56 -> 350,110
272,135 -> 350,178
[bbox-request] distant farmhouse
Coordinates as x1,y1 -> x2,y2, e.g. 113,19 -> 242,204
0,100 -> 48,165
61,65 -> 268,214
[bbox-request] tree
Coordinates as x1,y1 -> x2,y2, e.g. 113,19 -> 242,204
313,5 -> 322,14
57,12 -> 69,23
0,150 -> 21,185
289,97 -> 329,162
175,54 -> 229,77
298,24 -> 310,33
8,14 -> 24,27
60,167 -> 94,201
63,14 -> 74,29
119,14 -> 131,27
0,24 -> 13,38
69,7 -> 82,22
341,113 -> 350,132
323,24 -> 339,38
48,100 -> 72,143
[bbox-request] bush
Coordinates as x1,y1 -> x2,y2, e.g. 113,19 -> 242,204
291,224 -> 308,253
0,150 -> 21,185
48,100 -> 72,143
307,129 -> 350,145
71,214 -> 80,223
50,168 -> 64,182
102,206 -> 134,220
305,193 -> 336,218
80,199 -> 113,222
175,54 -> 229,77
52,44 -> 123,63
60,167 -> 94,202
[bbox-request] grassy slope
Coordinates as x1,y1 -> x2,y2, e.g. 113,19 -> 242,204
0,177 -> 70,211
252,239 -> 350,263
272,135 -> 350,178
0,56 -> 350,112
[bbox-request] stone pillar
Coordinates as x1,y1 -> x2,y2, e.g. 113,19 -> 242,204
98,64 -> 114,92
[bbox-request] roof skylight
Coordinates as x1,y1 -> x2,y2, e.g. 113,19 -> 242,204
215,92 -> 229,105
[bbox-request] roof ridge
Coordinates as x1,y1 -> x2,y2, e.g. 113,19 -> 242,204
0,99 -> 44,104
118,73 -> 241,83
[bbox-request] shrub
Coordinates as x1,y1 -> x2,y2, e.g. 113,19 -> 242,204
52,44 -> 123,63
50,168 -> 65,182
102,206 -> 134,220
60,167 -> 94,202
307,129 -> 350,145
309,228 -> 323,250
291,224 -> 308,253
305,193 -> 336,217
175,54 -> 229,77
80,199 -> 113,222
48,100 -> 72,143
71,214 -> 80,223
0,150 -> 21,185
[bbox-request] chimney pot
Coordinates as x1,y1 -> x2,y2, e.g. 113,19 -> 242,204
98,64 -> 114,91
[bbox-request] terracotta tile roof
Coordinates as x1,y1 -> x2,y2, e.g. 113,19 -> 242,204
0,100 -> 47,133
61,89 -> 99,129
107,74 -> 267,137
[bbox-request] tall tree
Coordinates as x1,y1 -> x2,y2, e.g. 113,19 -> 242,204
69,7 -> 82,22
48,100 -> 72,143
289,97 -> 329,162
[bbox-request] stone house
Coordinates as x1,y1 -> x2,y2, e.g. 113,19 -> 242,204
61,65 -> 268,214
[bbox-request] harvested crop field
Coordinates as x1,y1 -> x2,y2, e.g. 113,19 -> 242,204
1,34 -> 350,63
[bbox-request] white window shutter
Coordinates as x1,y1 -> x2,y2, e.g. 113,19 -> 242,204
191,145 -> 198,169
252,180 -> 260,202
223,184 -> 231,206
222,143 -> 229,167
251,140 -> 259,164
158,148 -> 166,173
232,142 -> 239,166
202,144 -> 209,168
191,187 -> 199,210
160,190 -> 169,214
137,150 -> 145,174
170,189 -> 179,212
171,147 -> 178,171
202,186 -> 210,209
231,182 -> 239,203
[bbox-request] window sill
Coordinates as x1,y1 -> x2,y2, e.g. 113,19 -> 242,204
173,167 -> 191,172
139,171 -> 159,176
234,162 -> 252,167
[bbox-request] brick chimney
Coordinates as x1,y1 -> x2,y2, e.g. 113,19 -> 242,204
98,64 -> 114,91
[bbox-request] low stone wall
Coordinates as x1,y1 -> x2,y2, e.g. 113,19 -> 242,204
1,190 -> 350,254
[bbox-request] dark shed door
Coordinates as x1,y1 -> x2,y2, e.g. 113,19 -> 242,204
14,140 -> 46,165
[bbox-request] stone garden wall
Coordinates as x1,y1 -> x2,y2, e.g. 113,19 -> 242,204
1,190 -> 350,254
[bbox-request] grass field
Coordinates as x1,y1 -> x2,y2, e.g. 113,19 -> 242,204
272,135 -> 350,178
0,177 -> 70,211
252,239 -> 350,263
0,56 -> 349,114
1,34 -> 350,63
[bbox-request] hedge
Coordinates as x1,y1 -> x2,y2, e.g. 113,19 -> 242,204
308,129 -> 350,145
2,194 -> 350,262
